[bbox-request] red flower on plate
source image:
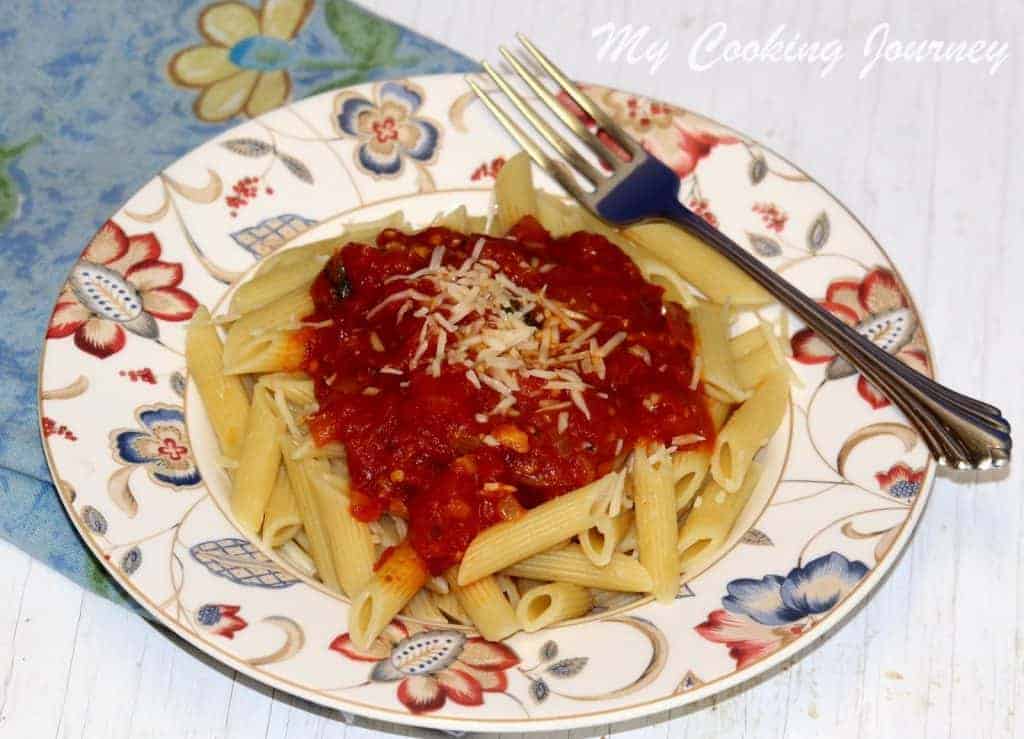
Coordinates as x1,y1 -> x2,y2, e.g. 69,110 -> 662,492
874,463 -> 926,500
555,87 -> 739,178
330,621 -> 518,714
47,220 -> 198,358
196,604 -> 247,639
790,267 -> 929,409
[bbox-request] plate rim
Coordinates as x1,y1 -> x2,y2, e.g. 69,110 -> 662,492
35,72 -> 938,732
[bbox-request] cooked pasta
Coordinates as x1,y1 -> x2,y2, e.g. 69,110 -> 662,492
516,582 -> 592,632
186,153 -> 791,645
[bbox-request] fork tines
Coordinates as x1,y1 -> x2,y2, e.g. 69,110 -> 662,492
468,34 -> 643,199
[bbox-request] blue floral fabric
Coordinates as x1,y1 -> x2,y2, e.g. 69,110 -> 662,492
0,0 -> 474,611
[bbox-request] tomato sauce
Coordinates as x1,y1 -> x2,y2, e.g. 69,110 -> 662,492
301,217 -> 713,574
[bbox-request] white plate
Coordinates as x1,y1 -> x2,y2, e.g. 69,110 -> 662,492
39,74 -> 935,732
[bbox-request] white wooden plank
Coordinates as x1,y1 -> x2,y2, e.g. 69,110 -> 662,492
222,672 -> 274,739
0,558 -> 84,738
0,540 -> 31,737
118,620 -> 236,738
55,590 -> 151,739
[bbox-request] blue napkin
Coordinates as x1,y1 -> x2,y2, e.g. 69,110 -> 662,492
0,0 -> 475,612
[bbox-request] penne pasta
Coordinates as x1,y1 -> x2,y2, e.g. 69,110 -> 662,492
403,589 -> 446,622
632,449 -> 681,603
735,342 -> 784,390
536,191 -> 585,236
348,542 -> 428,649
431,590 -> 472,625
277,538 -> 318,579
231,386 -> 284,534
339,210 -> 411,246
690,300 -> 746,401
457,475 -> 609,585
671,449 -> 711,511
516,582 -> 592,632
514,577 -> 547,594
232,250 -> 333,315
635,256 -> 698,308
432,205 -> 470,231
185,307 -> 250,459
504,543 -> 653,593
711,370 -> 789,492
305,458 -> 376,598
494,152 -> 538,233
261,467 -> 301,547
223,329 -> 307,376
705,397 -> 734,432
257,373 -> 316,407
445,570 -> 519,641
281,436 -> 340,591
184,169 -> 787,640
590,588 -> 642,612
579,510 -> 634,567
624,222 -> 772,306
729,323 -> 769,359
679,463 -> 763,572
252,236 -> 343,279
223,287 -> 314,374
494,574 -> 521,608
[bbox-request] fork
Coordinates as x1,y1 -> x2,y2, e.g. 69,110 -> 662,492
467,34 -> 1011,471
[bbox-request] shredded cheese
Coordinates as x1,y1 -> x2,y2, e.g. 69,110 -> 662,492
363,243 -> 632,420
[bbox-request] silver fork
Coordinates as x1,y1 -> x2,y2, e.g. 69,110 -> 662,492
467,34 -> 1011,471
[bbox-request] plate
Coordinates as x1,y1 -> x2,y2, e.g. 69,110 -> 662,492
38,74 -> 935,732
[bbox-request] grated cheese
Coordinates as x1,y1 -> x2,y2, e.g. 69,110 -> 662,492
689,355 -> 702,391
671,433 -> 706,447
361,235 -> 638,424
629,344 -> 652,365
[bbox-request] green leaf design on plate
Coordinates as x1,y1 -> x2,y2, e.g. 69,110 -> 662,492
0,135 -> 41,232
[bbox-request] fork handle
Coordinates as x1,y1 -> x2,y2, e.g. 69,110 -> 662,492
661,201 -> 1011,470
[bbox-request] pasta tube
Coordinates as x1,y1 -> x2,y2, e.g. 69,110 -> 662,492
632,449 -> 680,603
231,386 -> 284,533
445,570 -> 519,641
457,475 -> 608,585
348,543 -> 428,649
711,370 -> 788,492
185,307 -> 250,459
504,543 -> 653,593
516,582 -> 592,632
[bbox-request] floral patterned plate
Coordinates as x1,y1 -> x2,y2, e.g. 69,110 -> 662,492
38,74 -> 935,732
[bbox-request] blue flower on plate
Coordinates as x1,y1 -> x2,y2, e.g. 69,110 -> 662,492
697,552 -> 869,668
111,404 -> 202,489
333,81 -> 440,177
723,551 -> 870,625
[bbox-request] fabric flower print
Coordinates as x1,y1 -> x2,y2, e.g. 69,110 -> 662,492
196,604 -> 247,638
556,87 -> 739,178
875,463 -> 926,500
168,0 -> 313,122
696,552 -> 869,669
790,267 -> 930,409
333,81 -> 441,179
111,404 -> 202,489
330,622 -> 518,714
47,220 -> 198,358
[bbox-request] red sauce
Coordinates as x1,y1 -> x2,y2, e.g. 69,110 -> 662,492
302,217 -> 714,574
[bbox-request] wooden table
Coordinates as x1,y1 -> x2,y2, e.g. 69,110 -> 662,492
2,1 -> 1021,737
